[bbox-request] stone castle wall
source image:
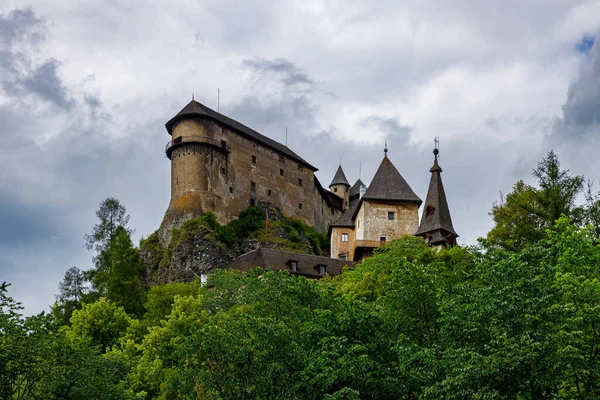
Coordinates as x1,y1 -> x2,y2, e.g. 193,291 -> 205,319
355,201 -> 419,241
159,117 -> 342,245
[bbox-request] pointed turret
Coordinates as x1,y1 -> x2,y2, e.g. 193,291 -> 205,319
329,165 -> 351,210
415,147 -> 458,246
329,165 -> 350,187
362,156 -> 422,205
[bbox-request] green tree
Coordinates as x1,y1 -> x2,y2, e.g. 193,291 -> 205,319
105,226 -> 145,316
52,266 -> 89,325
488,151 -> 584,250
84,198 -> 132,254
66,298 -> 135,351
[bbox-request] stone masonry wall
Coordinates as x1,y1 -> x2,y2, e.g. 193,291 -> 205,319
355,201 -> 419,242
160,117 -> 342,245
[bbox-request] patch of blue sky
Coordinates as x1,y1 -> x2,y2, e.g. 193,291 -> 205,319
576,35 -> 595,56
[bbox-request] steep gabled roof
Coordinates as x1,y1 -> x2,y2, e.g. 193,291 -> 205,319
362,156 -> 422,204
165,100 -> 317,171
330,199 -> 360,228
415,153 -> 458,239
349,179 -> 366,199
314,176 -> 344,211
230,247 -> 354,278
329,165 -> 350,187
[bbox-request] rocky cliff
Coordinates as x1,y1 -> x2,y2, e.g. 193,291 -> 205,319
140,202 -> 330,286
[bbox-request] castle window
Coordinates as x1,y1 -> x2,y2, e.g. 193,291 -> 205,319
221,167 -> 226,175
252,155 -> 257,166
426,205 -> 435,217
250,198 -> 255,206
279,156 -> 285,163
341,233 -> 348,242
287,260 -> 298,272
299,203 -> 303,210
388,211 -> 395,220
221,140 -> 227,149
251,181 -> 256,191
316,265 -> 326,275
339,254 -> 347,261
229,187 -> 233,194
334,188 -> 338,193
357,220 -> 360,229
267,189 -> 272,197
298,178 -> 302,186
280,169 -> 284,176
380,236 -> 387,244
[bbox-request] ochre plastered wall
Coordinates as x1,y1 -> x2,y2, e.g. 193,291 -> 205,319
330,226 -> 356,260
330,184 -> 349,210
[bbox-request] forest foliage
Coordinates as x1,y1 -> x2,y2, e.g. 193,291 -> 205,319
3,152 -> 600,399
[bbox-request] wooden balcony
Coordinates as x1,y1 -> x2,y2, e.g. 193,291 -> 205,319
355,240 -> 385,248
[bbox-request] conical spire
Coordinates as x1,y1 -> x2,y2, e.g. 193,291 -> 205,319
415,146 -> 458,245
329,165 -> 350,187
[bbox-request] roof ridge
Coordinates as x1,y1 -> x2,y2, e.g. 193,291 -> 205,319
165,100 -> 317,171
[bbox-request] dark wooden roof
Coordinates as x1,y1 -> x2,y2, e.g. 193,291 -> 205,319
314,176 -> 344,211
362,156 -> 422,204
415,155 -> 458,240
165,100 -> 317,171
349,179 -> 366,199
230,247 -> 354,278
329,165 -> 350,187
330,199 -> 360,228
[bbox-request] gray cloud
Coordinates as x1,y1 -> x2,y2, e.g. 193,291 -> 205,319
553,31 -> 600,135
360,115 -> 412,140
0,8 -> 73,109
0,8 -> 44,47
21,59 -> 74,109
243,58 -> 316,90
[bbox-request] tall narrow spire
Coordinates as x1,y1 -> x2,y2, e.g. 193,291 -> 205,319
415,144 -> 458,246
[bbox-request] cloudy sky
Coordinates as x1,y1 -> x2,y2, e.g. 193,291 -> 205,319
1,0 -> 599,315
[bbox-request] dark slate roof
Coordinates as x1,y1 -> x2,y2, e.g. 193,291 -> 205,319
330,199 -> 360,228
314,177 -> 344,211
349,179 -> 366,199
166,100 -> 317,171
230,247 -> 354,278
329,165 -> 350,187
415,157 -> 458,238
362,156 -> 422,204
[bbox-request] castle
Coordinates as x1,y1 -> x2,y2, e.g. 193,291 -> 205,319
159,99 -> 458,260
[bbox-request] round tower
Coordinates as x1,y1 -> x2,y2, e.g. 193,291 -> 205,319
158,100 -> 230,245
329,165 -> 351,210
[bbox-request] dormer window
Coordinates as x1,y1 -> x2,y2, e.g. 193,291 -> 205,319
316,265 -> 326,275
287,260 -> 298,272
426,205 -> 435,217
